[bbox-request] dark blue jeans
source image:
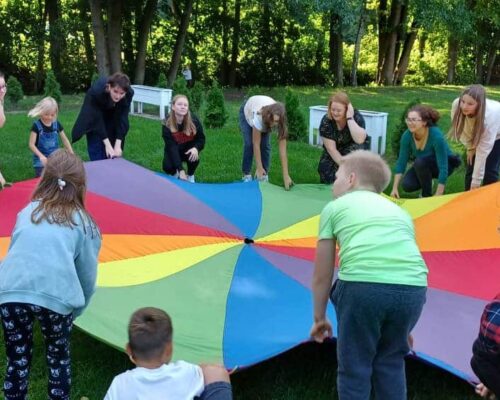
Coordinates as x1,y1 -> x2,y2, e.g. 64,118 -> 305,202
0,303 -> 73,400
465,139 -> 500,190
402,154 -> 461,197
330,280 -> 426,400
239,102 -> 270,175
86,133 -> 125,161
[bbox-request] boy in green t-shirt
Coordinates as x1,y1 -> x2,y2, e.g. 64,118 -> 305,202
311,150 -> 428,400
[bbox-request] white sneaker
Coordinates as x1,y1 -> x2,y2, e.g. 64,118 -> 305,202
187,175 -> 195,183
242,175 -> 252,183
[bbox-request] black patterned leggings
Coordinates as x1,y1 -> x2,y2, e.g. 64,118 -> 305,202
0,303 -> 73,400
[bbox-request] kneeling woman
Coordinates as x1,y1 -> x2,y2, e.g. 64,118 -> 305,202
391,105 -> 461,198
162,95 -> 205,182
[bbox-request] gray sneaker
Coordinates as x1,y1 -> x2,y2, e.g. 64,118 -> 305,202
242,174 -> 252,183
255,174 -> 269,182
187,175 -> 195,183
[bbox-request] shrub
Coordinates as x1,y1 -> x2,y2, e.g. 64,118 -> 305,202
391,98 -> 421,156
285,89 -> 307,142
172,75 -> 189,97
204,81 -> 227,128
44,70 -> 62,103
189,81 -> 204,114
6,76 -> 24,104
157,72 -> 167,88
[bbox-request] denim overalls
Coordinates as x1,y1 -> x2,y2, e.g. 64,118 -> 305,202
33,120 -> 59,168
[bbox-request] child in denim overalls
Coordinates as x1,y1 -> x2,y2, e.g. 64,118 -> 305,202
28,97 -> 73,177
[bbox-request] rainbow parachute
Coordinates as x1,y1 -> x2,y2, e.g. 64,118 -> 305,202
1,159 -> 498,381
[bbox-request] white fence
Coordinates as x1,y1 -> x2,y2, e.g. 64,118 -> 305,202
308,105 -> 388,155
130,85 -> 173,120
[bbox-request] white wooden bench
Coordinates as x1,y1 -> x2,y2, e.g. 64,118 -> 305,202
309,105 -> 388,155
130,85 -> 173,120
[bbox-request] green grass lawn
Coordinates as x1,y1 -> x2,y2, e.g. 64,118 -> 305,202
2,85 -> 497,399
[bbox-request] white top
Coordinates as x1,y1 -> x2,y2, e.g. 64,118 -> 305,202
182,69 -> 192,80
104,361 -> 204,400
451,98 -> 500,186
243,95 -> 276,132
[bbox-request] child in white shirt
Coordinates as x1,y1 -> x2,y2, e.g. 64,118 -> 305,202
104,307 -> 232,400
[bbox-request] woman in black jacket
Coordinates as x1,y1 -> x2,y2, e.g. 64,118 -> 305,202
72,73 -> 133,161
162,94 -> 205,183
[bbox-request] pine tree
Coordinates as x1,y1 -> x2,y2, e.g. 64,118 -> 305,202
172,75 -> 189,98
157,72 -> 167,88
204,81 -> 227,128
391,98 -> 421,155
6,76 -> 24,104
44,70 -> 62,103
189,81 -> 205,114
285,89 -> 307,142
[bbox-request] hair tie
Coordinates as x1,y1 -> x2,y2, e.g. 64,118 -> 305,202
57,178 -> 66,191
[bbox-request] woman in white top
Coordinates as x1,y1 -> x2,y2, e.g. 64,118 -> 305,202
449,84 -> 500,190
239,95 -> 294,190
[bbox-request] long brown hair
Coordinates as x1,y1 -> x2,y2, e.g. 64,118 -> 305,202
31,149 -> 96,231
327,91 -> 350,120
261,102 -> 288,140
448,84 -> 486,148
164,94 -> 197,136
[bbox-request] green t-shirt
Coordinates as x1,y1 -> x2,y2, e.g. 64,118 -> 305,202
318,190 -> 428,286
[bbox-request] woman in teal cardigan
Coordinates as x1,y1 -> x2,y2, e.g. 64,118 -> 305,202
391,105 -> 461,198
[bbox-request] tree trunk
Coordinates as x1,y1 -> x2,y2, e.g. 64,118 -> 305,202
447,36 -> 459,84
393,20 -> 418,85
34,0 -> 47,92
484,36 -> 499,85
46,0 -> 66,84
89,0 -> 110,76
475,44 -> 484,83
107,0 -> 122,73
78,0 -> 95,69
350,1 -> 366,87
219,0 -> 230,85
134,0 -> 158,84
122,4 -> 135,76
329,11 -> 343,87
167,0 -> 195,87
419,31 -> 427,58
376,0 -> 388,83
314,27 -> 326,85
380,0 -> 403,85
228,0 -> 241,87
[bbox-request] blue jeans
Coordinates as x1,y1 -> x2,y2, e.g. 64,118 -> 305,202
239,102 -> 270,175
402,154 -> 461,197
465,139 -> 500,190
330,280 -> 426,400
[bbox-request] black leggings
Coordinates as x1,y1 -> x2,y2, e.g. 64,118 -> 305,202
0,303 -> 73,400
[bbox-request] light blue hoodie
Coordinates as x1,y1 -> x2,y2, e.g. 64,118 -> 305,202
0,201 -> 101,317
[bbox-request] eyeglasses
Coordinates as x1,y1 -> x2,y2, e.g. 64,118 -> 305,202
405,118 -> 422,123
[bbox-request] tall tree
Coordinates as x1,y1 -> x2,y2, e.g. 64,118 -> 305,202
228,0 -> 241,87
167,0 -> 195,86
46,0 -> 67,84
134,0 -> 159,84
89,0 -> 110,75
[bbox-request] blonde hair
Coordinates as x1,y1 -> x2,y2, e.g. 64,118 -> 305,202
342,150 -> 391,193
164,95 -> 196,136
448,84 -> 486,149
28,97 -> 58,119
31,149 -> 98,233
327,91 -> 350,120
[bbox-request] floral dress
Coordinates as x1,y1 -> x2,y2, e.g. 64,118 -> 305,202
317,110 -> 366,183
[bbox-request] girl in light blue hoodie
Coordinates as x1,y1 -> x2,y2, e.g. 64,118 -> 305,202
0,149 -> 101,400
